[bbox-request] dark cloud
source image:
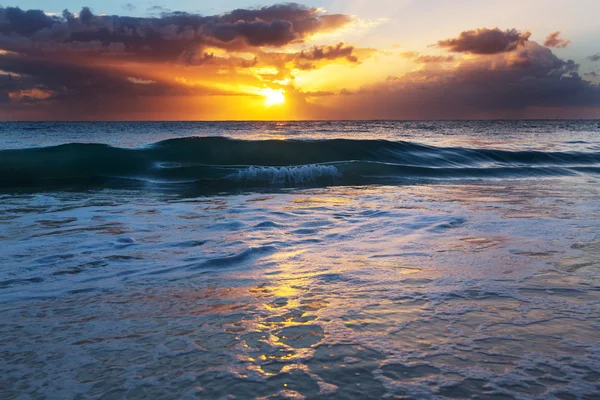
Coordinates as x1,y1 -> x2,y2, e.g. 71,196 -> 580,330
436,28 -> 531,55
544,31 -> 570,48
0,50 -> 249,119
123,3 -> 136,11
220,4 -> 351,37
298,43 -> 357,62
329,42 -> 600,119
178,50 -> 215,65
588,53 -> 600,62
245,43 -> 364,77
0,7 -> 59,35
147,6 -> 170,15
0,71 -> 33,93
203,19 -> 297,47
584,71 -> 598,77
0,53 -> 166,99
0,4 -> 353,60
79,7 -> 94,25
0,49 -> 236,99
292,42 -> 358,69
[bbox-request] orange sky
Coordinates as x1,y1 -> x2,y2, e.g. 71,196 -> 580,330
1,2 -> 600,120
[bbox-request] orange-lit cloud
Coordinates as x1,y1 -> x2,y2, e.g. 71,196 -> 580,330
0,4 -> 368,119
312,42 -> 600,119
544,31 -> 571,48
0,4 -> 599,120
400,52 -> 456,64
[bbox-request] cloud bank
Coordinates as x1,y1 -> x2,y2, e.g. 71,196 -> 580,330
0,4 -> 352,57
0,6 -> 599,120
330,40 -> 600,119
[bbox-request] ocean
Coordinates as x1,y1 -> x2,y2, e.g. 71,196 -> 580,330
1,120 -> 599,399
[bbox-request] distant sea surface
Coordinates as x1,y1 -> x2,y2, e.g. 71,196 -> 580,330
1,121 -> 600,399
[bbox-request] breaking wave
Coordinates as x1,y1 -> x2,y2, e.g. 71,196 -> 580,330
1,136 -> 599,189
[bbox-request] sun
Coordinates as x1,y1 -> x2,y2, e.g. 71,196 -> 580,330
261,88 -> 285,106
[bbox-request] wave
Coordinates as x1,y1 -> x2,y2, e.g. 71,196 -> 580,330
1,137 -> 599,190
225,165 -> 341,184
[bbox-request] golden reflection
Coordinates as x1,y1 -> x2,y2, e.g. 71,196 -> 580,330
269,249 -> 308,261
349,259 -> 422,274
292,197 -> 350,204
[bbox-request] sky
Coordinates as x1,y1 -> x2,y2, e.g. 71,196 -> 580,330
1,0 -> 600,120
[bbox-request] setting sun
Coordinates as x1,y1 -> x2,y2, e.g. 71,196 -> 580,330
261,88 -> 285,106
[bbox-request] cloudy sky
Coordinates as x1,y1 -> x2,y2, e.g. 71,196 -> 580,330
1,0 -> 600,120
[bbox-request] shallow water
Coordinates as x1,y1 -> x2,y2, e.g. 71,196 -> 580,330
1,121 -> 600,399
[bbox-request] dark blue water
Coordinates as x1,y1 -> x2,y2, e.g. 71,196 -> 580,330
1,120 -> 600,190
1,121 -> 599,399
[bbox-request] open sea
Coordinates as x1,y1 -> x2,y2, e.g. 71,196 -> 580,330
1,120 -> 600,399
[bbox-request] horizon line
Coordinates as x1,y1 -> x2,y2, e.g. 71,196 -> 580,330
3,118 -> 600,123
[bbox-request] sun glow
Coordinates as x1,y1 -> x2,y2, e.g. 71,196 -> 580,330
261,88 -> 285,106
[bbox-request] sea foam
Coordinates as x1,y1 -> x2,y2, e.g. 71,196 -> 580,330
226,164 -> 341,184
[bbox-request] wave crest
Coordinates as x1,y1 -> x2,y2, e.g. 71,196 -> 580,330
226,165 -> 341,184
1,136 -> 599,190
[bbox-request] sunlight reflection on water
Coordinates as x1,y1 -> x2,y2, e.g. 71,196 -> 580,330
1,179 -> 600,398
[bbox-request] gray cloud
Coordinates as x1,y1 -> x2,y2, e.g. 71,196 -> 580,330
0,50 -> 247,119
588,53 -> 600,62
437,28 -> 530,55
0,7 -> 58,35
298,43 -> 358,62
79,7 -> 94,25
330,42 -> 600,119
293,42 -> 358,69
0,4 -> 353,60
147,6 -> 170,15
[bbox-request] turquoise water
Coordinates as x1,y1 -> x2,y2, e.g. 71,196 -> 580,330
1,121 -> 600,399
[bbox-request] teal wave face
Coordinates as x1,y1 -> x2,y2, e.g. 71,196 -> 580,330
1,137 -> 600,190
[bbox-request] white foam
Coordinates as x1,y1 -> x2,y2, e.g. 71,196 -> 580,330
226,165 -> 341,184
